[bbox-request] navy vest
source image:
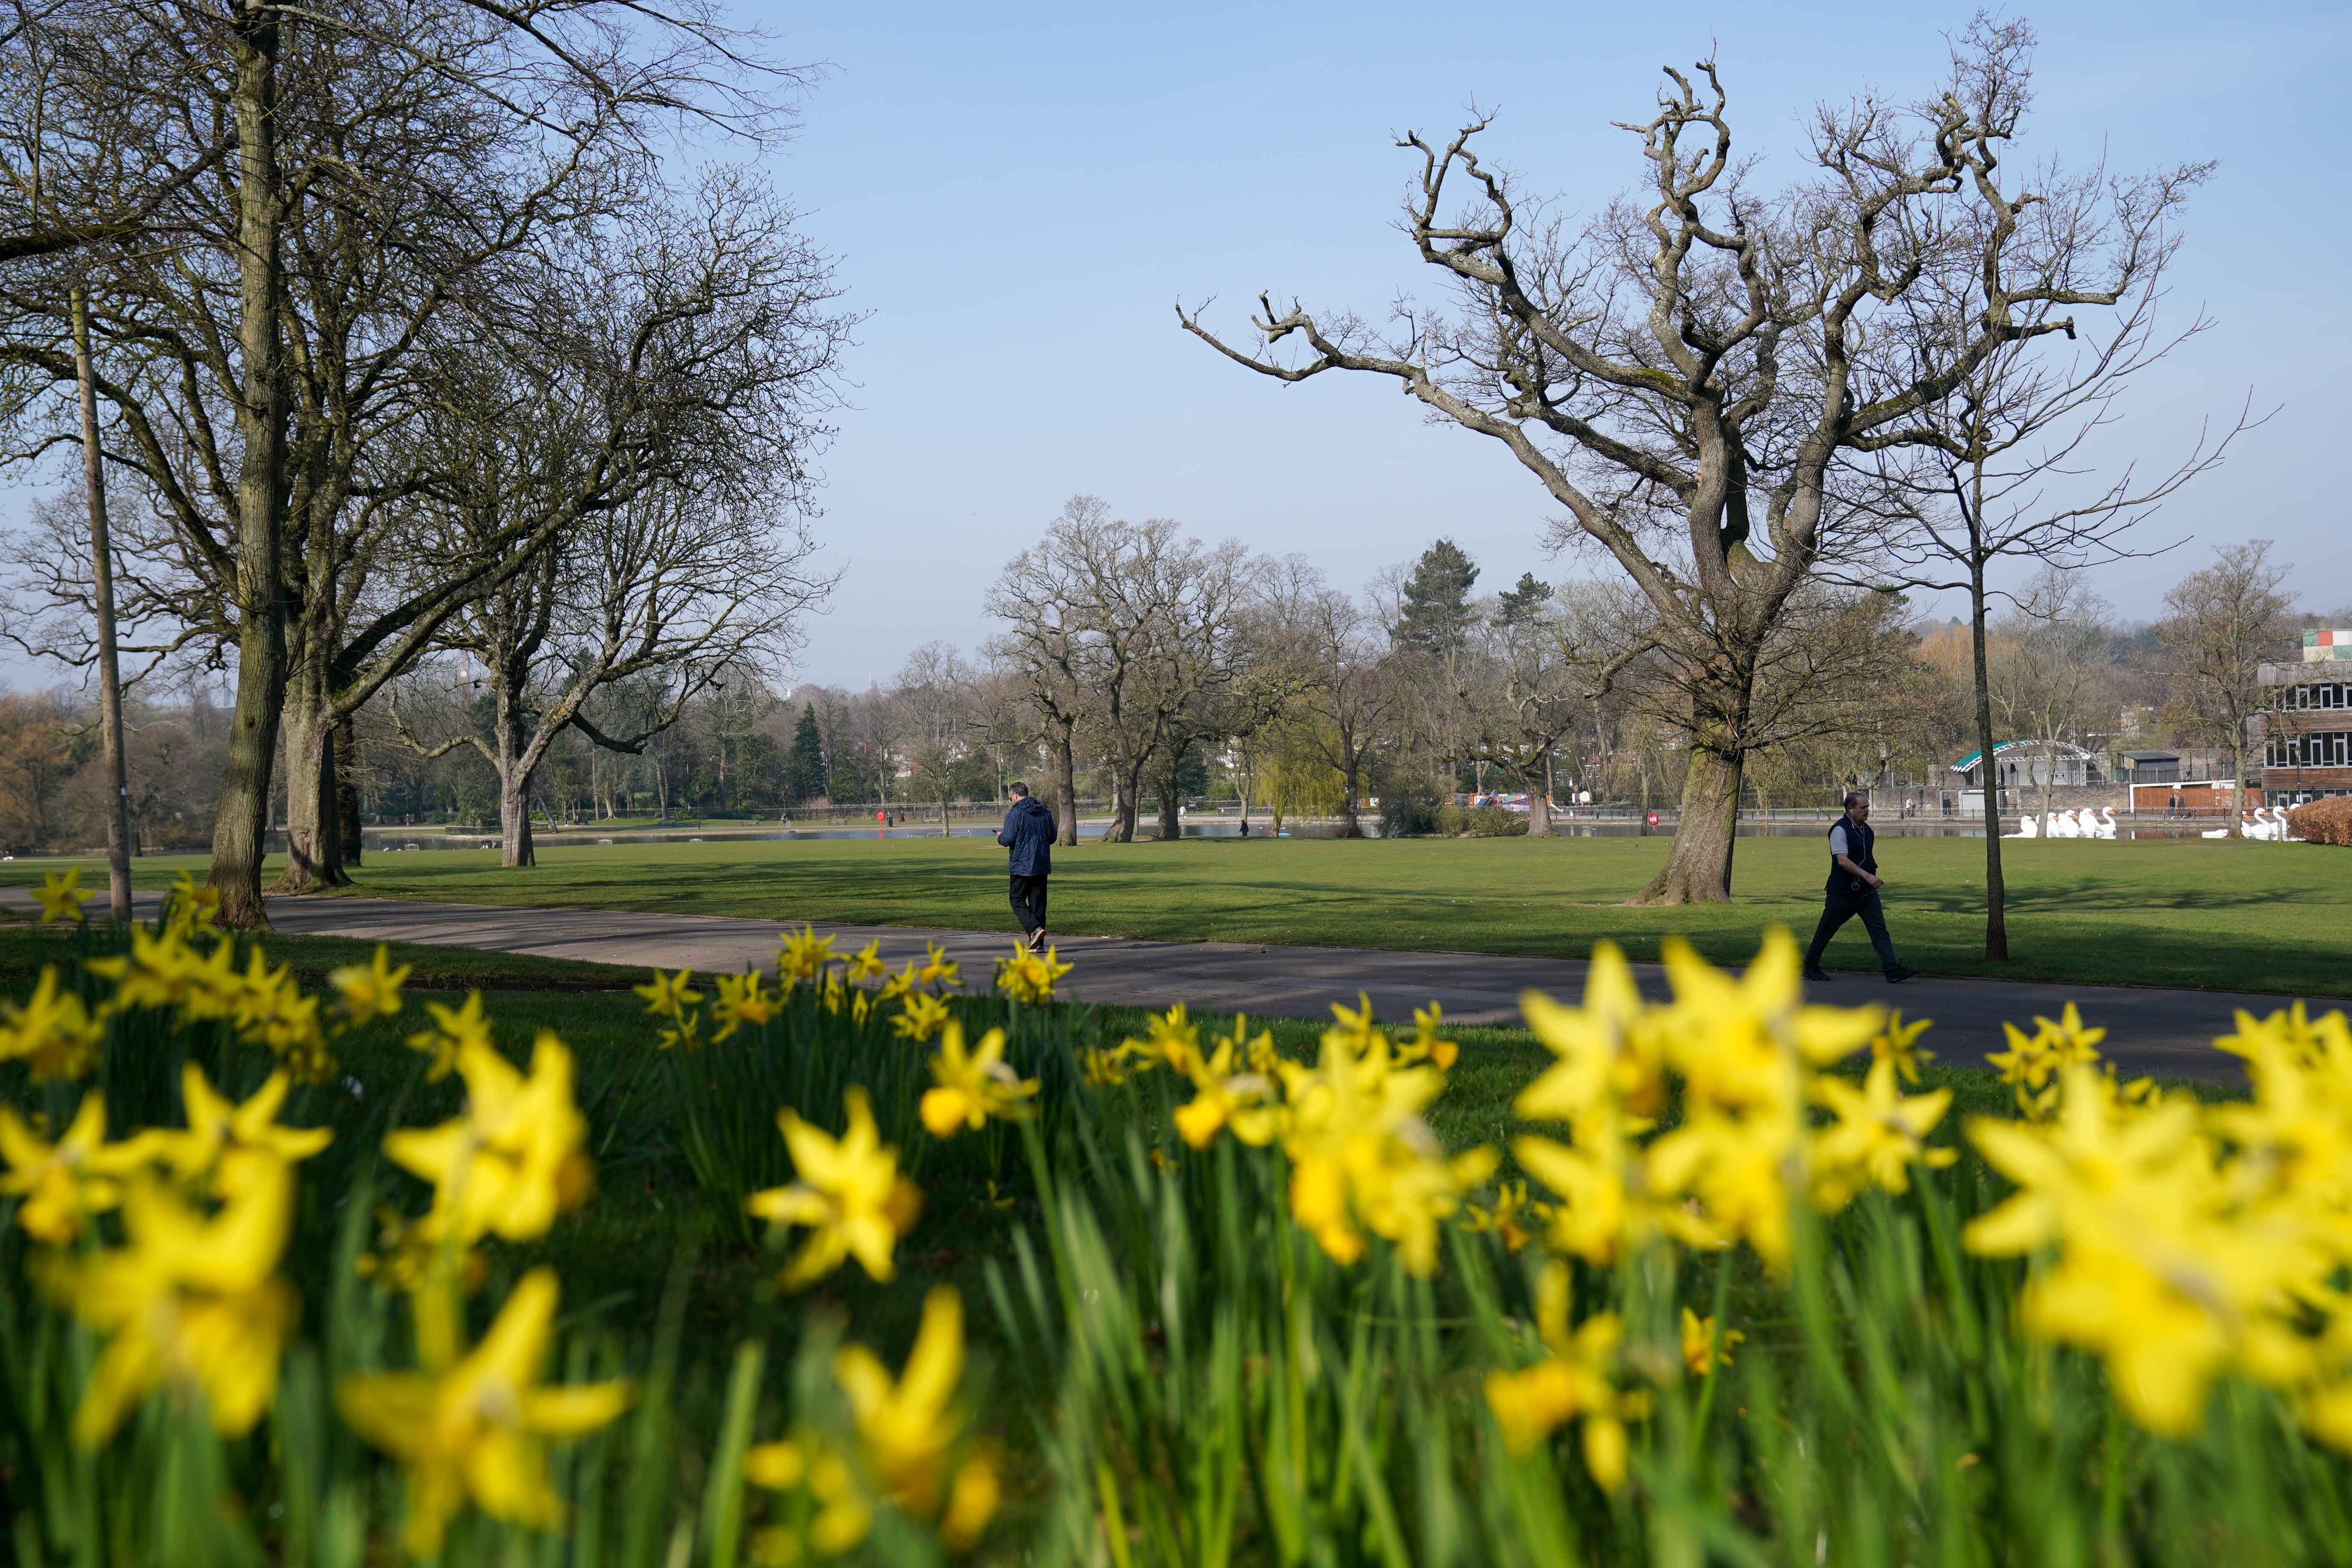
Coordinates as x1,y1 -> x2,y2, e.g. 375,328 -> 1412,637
1826,814 -> 1876,894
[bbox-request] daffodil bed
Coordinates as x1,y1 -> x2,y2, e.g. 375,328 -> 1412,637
3,867 -> 2352,1566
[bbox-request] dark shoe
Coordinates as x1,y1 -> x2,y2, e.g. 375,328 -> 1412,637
1028,928 -> 1046,953
1885,965 -> 1919,984
1802,967 -> 1832,983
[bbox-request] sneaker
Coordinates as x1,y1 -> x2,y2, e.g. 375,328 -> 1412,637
1885,964 -> 1919,984
1028,928 -> 1046,953
1802,967 -> 1832,983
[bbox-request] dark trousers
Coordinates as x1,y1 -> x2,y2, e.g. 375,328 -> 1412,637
1805,884 -> 1899,974
1009,874 -> 1049,937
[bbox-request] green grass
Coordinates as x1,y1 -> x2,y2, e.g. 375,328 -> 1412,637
0,915 -> 647,992
10,829 -> 2347,995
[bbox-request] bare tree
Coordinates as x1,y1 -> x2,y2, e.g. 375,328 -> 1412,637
985,495 -> 1108,847
894,642 -> 976,837
2160,541 -> 2296,837
1480,574 -> 1584,836
0,0 -> 810,927
394,474 -> 827,865
1990,567 -> 2114,829
987,500 -> 1248,845
1182,24 -> 2202,903
1292,585 -> 1397,838
1847,21 -> 2243,954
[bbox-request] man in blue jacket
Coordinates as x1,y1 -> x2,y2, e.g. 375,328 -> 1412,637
998,782 -> 1056,952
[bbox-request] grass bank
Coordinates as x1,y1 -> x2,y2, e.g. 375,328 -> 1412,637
11,830 -> 2343,996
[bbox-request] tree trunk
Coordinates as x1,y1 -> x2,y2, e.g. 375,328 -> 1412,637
270,689 -> 349,892
71,286 -> 133,922
1051,729 -> 1079,847
1629,746 -> 1741,905
336,716 -> 363,867
207,8 -> 289,931
937,789 -> 950,839
496,681 -> 535,867
1970,566 -> 2009,959
1527,750 -> 1555,838
2231,737 -> 2248,837
1156,753 -> 1182,842
1335,754 -> 1364,838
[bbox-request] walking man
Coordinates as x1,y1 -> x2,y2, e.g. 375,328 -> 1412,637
1803,792 -> 1918,985
999,782 -> 1055,952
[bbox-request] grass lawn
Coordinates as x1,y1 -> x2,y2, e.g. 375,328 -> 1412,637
7,829 -> 2346,996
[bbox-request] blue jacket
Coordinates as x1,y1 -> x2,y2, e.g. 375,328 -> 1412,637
998,796 -> 1055,877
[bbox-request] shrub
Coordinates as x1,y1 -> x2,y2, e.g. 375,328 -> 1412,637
1436,801 -> 1528,836
2289,795 -> 2352,845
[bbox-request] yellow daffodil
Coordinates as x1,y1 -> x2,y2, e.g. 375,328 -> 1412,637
1517,943 -> 1667,1125
1483,1261 -> 1648,1488
845,939 -> 889,983
1513,1118 -> 1651,1264
1397,1002 -> 1460,1071
712,971 -> 779,1041
1986,1004 -> 2109,1119
1964,1065 -> 2317,1435
33,868 -> 93,923
827,1286 -> 1002,1550
892,991 -> 954,1044
1170,1029 -> 1283,1150
1808,1056 -> 1959,1211
834,1285 -> 968,1512
1278,1017 -> 1495,1275
633,968 -> 704,1019
1121,1003 -> 1203,1075
914,942 -> 961,992
2216,1001 -> 2352,1068
1461,1181 -> 1554,1254
992,944 -> 1070,1004
0,966 -> 106,1081
1680,1307 -> 1742,1376
86,923 -> 236,1016
748,1088 -> 923,1289
1870,1009 -> 1935,1084
0,1094 -> 159,1243
39,1158 -> 299,1445
151,1064 -> 333,1189
164,870 -> 220,932
336,1268 -> 635,1556
382,1031 -> 593,1246
746,1435 -> 874,1562
329,944 -> 411,1025
919,1021 -> 1037,1137
777,925 -> 839,988
406,992 -> 494,1080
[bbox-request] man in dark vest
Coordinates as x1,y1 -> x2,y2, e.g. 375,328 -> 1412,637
997,782 -> 1055,952
1803,791 -> 1918,985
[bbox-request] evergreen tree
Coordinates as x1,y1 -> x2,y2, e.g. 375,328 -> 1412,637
786,704 -> 827,802
1495,571 -> 1554,629
1395,539 -> 1480,656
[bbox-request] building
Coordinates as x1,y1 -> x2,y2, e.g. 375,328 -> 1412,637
1948,739 -> 2101,817
2256,630 -> 2352,806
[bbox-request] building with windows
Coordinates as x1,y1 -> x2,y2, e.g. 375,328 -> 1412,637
2257,631 -> 2352,806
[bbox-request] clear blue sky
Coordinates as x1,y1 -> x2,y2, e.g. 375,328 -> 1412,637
749,0 -> 2350,690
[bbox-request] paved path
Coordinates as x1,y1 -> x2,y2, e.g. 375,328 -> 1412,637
13,890 -> 2311,1085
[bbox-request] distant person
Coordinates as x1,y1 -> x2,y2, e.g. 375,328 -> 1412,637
1803,792 -> 1918,986
998,783 -> 1054,952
